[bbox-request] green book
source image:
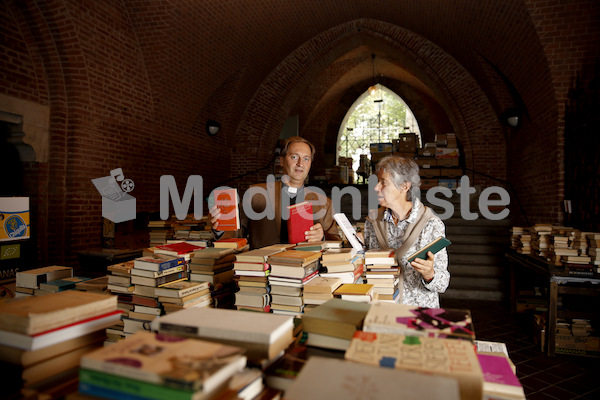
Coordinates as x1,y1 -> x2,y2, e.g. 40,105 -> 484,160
406,236 -> 451,262
79,368 -> 196,400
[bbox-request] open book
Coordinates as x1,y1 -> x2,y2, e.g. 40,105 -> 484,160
406,236 -> 451,262
333,213 -> 364,251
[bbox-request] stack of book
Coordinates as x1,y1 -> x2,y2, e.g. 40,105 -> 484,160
147,219 -> 174,246
530,224 -> 553,259
562,230 -> 593,275
587,232 -> 600,273
151,307 -> 295,366
79,331 -> 248,400
549,231 -> 577,266
301,298 -> 371,352
75,275 -> 109,293
510,226 -> 528,252
106,260 -> 135,295
14,265 -> 73,298
318,247 -> 362,284
233,246 -> 286,312
155,280 -> 211,314
0,291 -> 120,395
189,247 -> 236,298
121,254 -> 188,335
302,276 -> 343,311
34,276 -> 91,295
363,249 -> 400,302
333,283 -> 374,303
153,241 -> 204,262
267,250 -> 322,316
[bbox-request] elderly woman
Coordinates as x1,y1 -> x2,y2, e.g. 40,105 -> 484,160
364,155 -> 450,308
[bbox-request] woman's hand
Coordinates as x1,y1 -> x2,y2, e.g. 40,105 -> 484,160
410,251 -> 435,282
305,223 -> 325,242
209,206 -> 221,231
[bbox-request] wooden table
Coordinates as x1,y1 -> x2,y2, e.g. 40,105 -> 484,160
506,251 -> 600,356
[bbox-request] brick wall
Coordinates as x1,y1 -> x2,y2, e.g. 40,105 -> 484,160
1,0 -> 598,267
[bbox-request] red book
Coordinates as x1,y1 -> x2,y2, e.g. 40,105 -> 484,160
287,201 -> 314,244
212,188 -> 240,231
154,242 -> 203,256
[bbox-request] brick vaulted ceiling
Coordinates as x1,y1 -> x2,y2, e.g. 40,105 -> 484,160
2,0 -> 599,263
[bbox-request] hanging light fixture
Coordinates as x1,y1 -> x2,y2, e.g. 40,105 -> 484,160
368,53 -> 378,96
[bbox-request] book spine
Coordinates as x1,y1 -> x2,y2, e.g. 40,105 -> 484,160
155,272 -> 187,286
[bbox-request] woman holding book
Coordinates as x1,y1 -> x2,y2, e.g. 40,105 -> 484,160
363,155 -> 450,308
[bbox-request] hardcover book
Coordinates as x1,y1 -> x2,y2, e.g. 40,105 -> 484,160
213,238 -> 248,249
130,271 -> 188,287
287,201 -> 313,244
154,242 -> 203,256
80,330 -> 247,392
478,353 -> 526,400
133,254 -> 186,272
270,259 -> 319,279
210,188 -> 241,231
0,290 -> 117,335
234,247 -> 285,263
406,236 -> 451,262
151,307 -> 294,364
303,276 -> 343,294
191,247 -> 236,260
362,302 -> 476,340
344,331 -> 483,400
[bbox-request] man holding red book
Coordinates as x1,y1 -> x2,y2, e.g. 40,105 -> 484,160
210,136 -> 340,249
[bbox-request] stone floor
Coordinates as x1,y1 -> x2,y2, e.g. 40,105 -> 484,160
442,299 -> 600,400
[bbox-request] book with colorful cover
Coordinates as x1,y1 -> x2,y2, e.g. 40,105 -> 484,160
362,302 -> 475,340
287,201 -> 313,244
344,331 -> 483,400
133,254 -> 186,272
478,353 -> 525,400
80,330 -> 247,392
209,188 -> 240,231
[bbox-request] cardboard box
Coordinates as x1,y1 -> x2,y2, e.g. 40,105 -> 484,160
421,179 -> 439,189
437,158 -> 460,167
555,335 -> 600,357
438,178 -> 458,190
393,133 -> 417,153
439,168 -> 463,178
392,152 -> 417,158
418,148 -> 435,157
370,143 -> 393,153
415,157 -> 437,168
371,152 -> 390,163
420,168 -> 441,178
0,197 -> 30,242
436,148 -> 460,158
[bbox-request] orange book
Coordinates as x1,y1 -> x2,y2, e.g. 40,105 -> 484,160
212,188 -> 240,231
214,237 -> 248,250
287,201 -> 313,244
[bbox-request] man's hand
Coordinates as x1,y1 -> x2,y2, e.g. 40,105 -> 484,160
305,223 -> 324,242
209,206 -> 221,231
410,251 -> 435,282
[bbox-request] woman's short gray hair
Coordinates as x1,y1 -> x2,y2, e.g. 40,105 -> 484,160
375,155 -> 421,201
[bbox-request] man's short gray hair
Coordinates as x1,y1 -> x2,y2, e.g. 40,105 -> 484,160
375,155 -> 421,201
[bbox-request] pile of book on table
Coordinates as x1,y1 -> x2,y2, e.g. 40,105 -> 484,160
0,291 -> 121,398
233,244 -> 293,312
318,247 -> 364,284
266,249 -> 322,317
14,265 -> 77,298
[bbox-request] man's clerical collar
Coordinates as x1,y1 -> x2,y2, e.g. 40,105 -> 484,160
287,186 -> 298,194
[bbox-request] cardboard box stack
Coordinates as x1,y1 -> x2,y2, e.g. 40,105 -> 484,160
370,142 -> 393,163
416,133 -> 461,189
